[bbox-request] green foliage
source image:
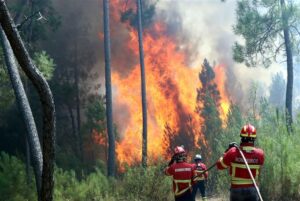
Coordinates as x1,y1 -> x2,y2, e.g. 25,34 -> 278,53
0,65 -> 14,110
233,0 -> 300,67
54,168 -> 110,201
120,1 -> 156,29
1,101 -> 300,201
119,165 -> 172,201
210,104 -> 243,194
196,59 -> 223,192
0,154 -> 173,201
211,97 -> 300,200
83,95 -> 106,134
8,0 -> 61,48
33,51 -> 56,80
0,152 -> 36,201
196,59 -> 222,158
258,105 -> 300,201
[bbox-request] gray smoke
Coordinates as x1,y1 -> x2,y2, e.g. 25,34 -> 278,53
155,0 -> 286,108
49,0 -> 287,112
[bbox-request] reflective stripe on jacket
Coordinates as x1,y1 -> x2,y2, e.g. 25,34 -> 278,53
216,142 -> 264,188
165,162 -> 195,196
192,162 -> 208,182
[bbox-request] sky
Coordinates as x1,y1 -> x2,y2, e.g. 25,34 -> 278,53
156,0 -> 286,95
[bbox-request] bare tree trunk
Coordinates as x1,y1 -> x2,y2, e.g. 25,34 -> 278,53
280,0 -> 293,133
103,0 -> 115,177
136,0 -> 147,168
67,104 -> 82,161
74,40 -> 83,163
0,1 -> 56,200
25,137 -> 31,184
0,27 -> 42,197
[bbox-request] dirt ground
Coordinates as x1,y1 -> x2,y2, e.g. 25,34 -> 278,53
196,198 -> 226,201
195,195 -> 227,201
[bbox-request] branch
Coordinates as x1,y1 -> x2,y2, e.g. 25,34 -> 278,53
274,42 -> 285,62
290,25 -> 300,37
0,1 -> 56,201
0,27 -> 43,197
17,10 -> 44,29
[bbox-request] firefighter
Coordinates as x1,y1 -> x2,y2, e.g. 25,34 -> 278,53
216,123 -> 265,201
165,146 -> 195,201
192,154 -> 208,201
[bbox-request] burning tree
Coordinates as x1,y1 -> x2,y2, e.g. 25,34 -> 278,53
97,0 -> 231,170
196,59 -> 223,192
103,0 -> 116,177
196,59 -> 223,158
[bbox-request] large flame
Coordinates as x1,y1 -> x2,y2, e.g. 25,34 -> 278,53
214,65 -> 230,125
113,24 -> 203,166
98,0 -> 231,168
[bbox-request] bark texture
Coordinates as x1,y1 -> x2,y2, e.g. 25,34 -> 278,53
0,27 -> 42,197
136,0 -> 148,168
0,1 -> 56,200
103,0 -> 115,177
280,0 -> 293,133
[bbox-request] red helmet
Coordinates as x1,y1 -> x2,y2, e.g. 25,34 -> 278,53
174,146 -> 186,155
240,124 -> 256,138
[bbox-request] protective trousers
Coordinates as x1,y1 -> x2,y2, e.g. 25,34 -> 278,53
230,187 -> 259,201
175,190 -> 193,201
192,181 -> 207,201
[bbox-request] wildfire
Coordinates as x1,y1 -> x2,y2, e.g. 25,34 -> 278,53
214,65 -> 230,125
98,0 -> 231,169
113,23 -> 203,167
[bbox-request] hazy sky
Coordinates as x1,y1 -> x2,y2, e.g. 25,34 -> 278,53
156,0 -> 286,102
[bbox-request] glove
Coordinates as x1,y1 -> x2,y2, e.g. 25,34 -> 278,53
228,142 -> 237,149
225,142 -> 237,152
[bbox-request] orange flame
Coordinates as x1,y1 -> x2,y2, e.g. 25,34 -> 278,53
98,0 -> 231,169
113,24 -> 204,167
214,65 -> 230,125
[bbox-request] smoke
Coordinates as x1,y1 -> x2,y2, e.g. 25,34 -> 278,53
48,0 -> 288,138
48,0 -> 287,108
45,0 -> 294,166
155,0 -> 286,107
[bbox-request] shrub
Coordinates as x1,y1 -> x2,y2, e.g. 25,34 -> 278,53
0,152 -> 36,201
259,112 -> 300,201
118,164 -> 173,201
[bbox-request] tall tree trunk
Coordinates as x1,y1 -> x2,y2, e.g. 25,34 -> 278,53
0,27 -> 42,197
0,1 -> 56,200
67,104 -> 82,162
74,40 -> 83,162
280,0 -> 293,133
136,0 -> 147,168
103,0 -> 115,177
25,137 -> 31,184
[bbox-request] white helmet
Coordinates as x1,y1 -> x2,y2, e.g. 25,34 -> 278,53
194,154 -> 202,161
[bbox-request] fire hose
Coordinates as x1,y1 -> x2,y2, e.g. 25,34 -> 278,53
192,161 -> 217,180
192,144 -> 263,201
233,144 -> 264,201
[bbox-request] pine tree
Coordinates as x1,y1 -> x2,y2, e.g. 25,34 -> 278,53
233,0 -> 300,133
103,0 -> 115,177
136,0 -> 148,168
196,59 -> 222,158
